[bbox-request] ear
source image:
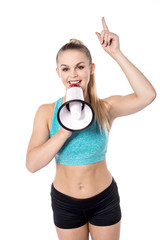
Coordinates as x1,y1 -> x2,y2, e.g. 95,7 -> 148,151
90,63 -> 95,75
56,68 -> 60,78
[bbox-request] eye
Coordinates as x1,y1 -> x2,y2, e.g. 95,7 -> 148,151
62,68 -> 69,72
78,66 -> 84,70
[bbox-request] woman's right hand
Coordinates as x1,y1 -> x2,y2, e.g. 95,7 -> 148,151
59,127 -> 72,138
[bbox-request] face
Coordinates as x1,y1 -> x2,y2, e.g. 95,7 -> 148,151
56,50 -> 95,95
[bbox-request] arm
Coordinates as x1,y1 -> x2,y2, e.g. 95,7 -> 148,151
104,50 -> 156,120
26,104 -> 71,173
96,17 -> 156,120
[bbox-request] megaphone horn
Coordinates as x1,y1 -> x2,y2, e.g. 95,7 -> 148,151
57,83 -> 95,132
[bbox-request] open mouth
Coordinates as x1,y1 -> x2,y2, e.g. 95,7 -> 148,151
68,80 -> 82,84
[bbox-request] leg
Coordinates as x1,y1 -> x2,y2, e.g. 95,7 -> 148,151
87,178 -> 122,240
50,184 -> 90,237
55,222 -> 90,240
89,221 -> 121,240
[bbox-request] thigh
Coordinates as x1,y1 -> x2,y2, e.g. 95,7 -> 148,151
89,221 -> 121,240
56,223 -> 89,240
88,178 -> 121,227
50,183 -> 88,229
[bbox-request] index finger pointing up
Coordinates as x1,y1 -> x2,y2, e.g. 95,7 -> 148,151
102,17 -> 109,32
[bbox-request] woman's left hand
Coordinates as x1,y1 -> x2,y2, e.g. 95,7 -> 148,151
95,17 -> 120,57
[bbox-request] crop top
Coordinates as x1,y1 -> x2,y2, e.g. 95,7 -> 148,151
49,97 -> 109,165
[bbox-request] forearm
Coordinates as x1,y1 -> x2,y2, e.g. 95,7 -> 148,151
26,129 -> 70,173
112,50 -> 156,100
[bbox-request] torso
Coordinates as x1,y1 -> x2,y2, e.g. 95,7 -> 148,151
47,97 -> 114,199
53,160 -> 112,198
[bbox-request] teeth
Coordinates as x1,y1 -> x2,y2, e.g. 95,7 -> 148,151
69,80 -> 81,84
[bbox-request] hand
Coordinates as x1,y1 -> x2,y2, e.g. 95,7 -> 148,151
95,17 -> 120,57
59,127 -> 72,138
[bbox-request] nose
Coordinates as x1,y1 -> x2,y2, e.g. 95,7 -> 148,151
70,68 -> 78,78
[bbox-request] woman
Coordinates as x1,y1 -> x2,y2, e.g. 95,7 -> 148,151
26,17 -> 156,240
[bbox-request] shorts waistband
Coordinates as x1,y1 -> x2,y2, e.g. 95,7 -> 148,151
51,177 -> 117,204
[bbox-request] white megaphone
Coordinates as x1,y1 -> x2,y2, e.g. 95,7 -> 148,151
57,83 -> 94,132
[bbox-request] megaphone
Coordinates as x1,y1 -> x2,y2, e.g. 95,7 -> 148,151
57,83 -> 95,132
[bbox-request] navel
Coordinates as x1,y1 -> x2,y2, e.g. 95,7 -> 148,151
79,183 -> 84,190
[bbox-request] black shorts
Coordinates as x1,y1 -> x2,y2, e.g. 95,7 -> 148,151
50,177 -> 121,229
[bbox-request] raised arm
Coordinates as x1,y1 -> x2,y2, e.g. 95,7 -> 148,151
96,17 -> 156,120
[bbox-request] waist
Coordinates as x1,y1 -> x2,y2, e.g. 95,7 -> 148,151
55,154 -> 107,165
53,159 -> 112,199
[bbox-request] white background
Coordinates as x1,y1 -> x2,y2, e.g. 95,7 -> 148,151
0,0 -> 160,239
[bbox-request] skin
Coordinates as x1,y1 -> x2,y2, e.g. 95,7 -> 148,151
56,50 -> 95,102
56,49 -> 96,137
26,17 -> 156,240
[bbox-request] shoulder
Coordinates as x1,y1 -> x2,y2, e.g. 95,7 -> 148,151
103,95 -> 117,106
102,96 -> 117,124
36,102 -> 56,131
37,102 -> 56,113
101,96 -> 113,115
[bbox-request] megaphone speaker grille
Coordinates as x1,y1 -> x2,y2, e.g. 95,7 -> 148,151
57,99 -> 95,132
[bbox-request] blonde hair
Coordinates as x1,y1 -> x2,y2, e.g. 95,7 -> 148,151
56,38 -> 111,134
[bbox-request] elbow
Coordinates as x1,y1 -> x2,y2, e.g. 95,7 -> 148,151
153,90 -> 157,100
144,90 -> 157,104
149,90 -> 157,103
26,164 -> 36,173
26,158 -> 37,173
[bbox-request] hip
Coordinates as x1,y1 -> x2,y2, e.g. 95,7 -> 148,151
50,176 -> 121,228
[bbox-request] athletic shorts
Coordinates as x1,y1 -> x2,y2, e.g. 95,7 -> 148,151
50,177 -> 121,229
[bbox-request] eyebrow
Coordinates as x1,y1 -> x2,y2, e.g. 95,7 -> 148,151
60,62 -> 85,67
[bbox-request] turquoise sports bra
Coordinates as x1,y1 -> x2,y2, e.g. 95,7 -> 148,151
49,97 -> 109,165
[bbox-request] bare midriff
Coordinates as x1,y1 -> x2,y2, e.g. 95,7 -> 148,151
53,159 -> 112,199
